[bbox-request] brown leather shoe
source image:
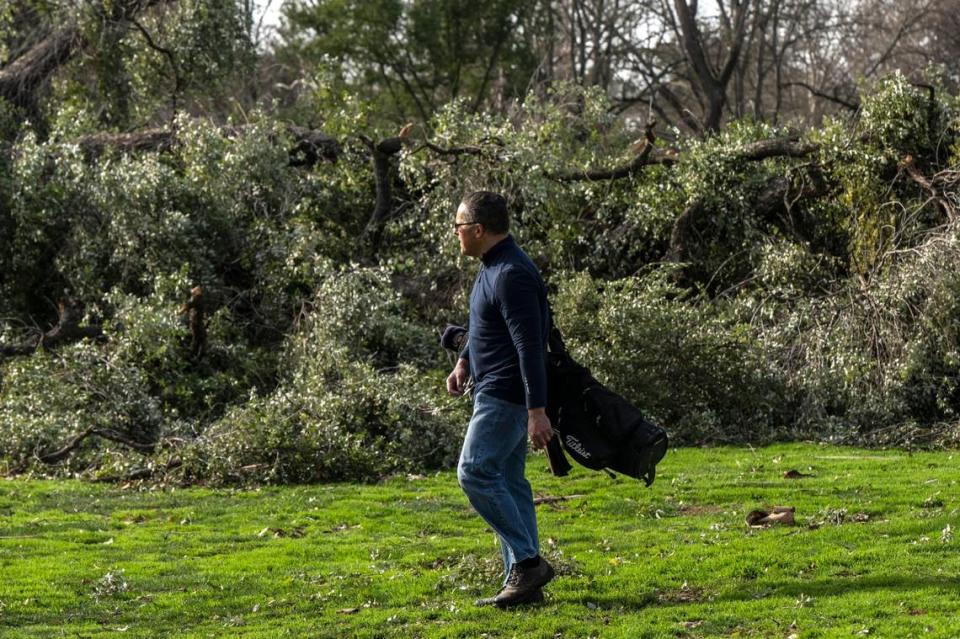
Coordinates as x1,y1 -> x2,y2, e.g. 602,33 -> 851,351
492,559 -> 555,608
475,587 -> 544,607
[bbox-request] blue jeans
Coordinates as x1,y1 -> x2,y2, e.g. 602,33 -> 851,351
457,393 -> 539,584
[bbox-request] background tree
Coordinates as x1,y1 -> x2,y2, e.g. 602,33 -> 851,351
277,0 -> 539,124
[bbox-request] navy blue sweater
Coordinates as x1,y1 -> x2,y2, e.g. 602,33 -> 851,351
461,235 -> 549,409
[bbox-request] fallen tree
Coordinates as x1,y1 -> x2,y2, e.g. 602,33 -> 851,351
0,298 -> 104,359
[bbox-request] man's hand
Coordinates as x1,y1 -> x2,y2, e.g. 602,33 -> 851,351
527,408 -> 554,450
446,358 -> 469,396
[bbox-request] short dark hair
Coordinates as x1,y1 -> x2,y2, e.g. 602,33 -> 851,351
460,191 -> 509,234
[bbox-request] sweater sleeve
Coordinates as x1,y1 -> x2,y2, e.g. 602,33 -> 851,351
496,267 -> 547,409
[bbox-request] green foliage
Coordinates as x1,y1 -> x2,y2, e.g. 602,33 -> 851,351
5,66 -> 960,483
395,85 -> 674,293
104,269 -> 276,420
3,0 -> 257,138
744,218 -> 960,443
182,267 -> 465,484
859,72 -> 943,160
279,0 -> 537,123
672,120 -> 818,289
0,342 -> 162,473
821,74 -> 958,274
0,98 -> 21,141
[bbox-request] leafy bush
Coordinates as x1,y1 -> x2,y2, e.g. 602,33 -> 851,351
0,342 -> 162,474
552,269 -> 787,443
748,219 -> 960,443
180,267 -> 466,484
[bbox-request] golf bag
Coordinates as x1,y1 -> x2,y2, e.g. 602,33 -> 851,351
545,325 -> 668,486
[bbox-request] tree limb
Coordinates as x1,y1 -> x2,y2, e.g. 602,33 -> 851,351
37,426 -> 157,466
128,17 -> 181,116
0,24 -> 80,115
900,155 -> 957,221
37,428 -> 95,464
355,134 -> 404,255
548,120 -> 666,182
412,141 -> 484,157
666,141 -> 823,263
1,298 -> 105,360
73,125 -> 342,166
781,81 -> 859,111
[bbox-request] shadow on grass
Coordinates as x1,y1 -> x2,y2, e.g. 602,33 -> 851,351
721,574 -> 960,602
548,574 -> 960,611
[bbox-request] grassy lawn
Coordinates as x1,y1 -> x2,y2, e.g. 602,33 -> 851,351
2,443 -> 960,638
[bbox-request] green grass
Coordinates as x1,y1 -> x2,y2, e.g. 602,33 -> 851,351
2,443 -> 960,638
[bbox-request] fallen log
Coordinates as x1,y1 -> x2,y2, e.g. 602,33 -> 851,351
73,125 -> 342,166
0,298 -> 104,360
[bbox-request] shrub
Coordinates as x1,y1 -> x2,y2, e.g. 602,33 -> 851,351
0,342 -> 162,474
552,269 -> 786,443
180,266 -> 466,484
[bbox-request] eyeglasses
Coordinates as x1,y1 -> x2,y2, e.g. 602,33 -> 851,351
453,221 -> 480,232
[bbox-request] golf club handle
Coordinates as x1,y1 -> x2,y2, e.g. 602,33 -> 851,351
545,434 -> 572,477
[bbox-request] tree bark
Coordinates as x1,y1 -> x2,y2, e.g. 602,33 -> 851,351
72,126 -> 342,166
360,135 -> 407,255
0,25 -> 80,120
672,0 -> 750,131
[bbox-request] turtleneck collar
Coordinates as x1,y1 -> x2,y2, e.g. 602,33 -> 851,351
480,235 -> 514,266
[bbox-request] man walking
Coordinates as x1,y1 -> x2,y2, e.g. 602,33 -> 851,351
446,190 -> 555,608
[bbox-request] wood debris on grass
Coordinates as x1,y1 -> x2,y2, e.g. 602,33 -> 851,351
533,494 -> 585,506
746,506 -> 796,527
257,526 -> 306,538
657,581 -> 707,604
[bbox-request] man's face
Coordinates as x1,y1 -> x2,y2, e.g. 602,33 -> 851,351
454,202 -> 484,257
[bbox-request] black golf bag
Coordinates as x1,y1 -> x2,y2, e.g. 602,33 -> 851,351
544,325 -> 668,486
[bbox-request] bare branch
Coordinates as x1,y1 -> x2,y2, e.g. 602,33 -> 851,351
129,17 -> 181,116
781,81 -> 859,111
900,155 -> 957,221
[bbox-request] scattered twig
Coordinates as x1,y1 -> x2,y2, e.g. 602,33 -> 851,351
533,494 -> 585,505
